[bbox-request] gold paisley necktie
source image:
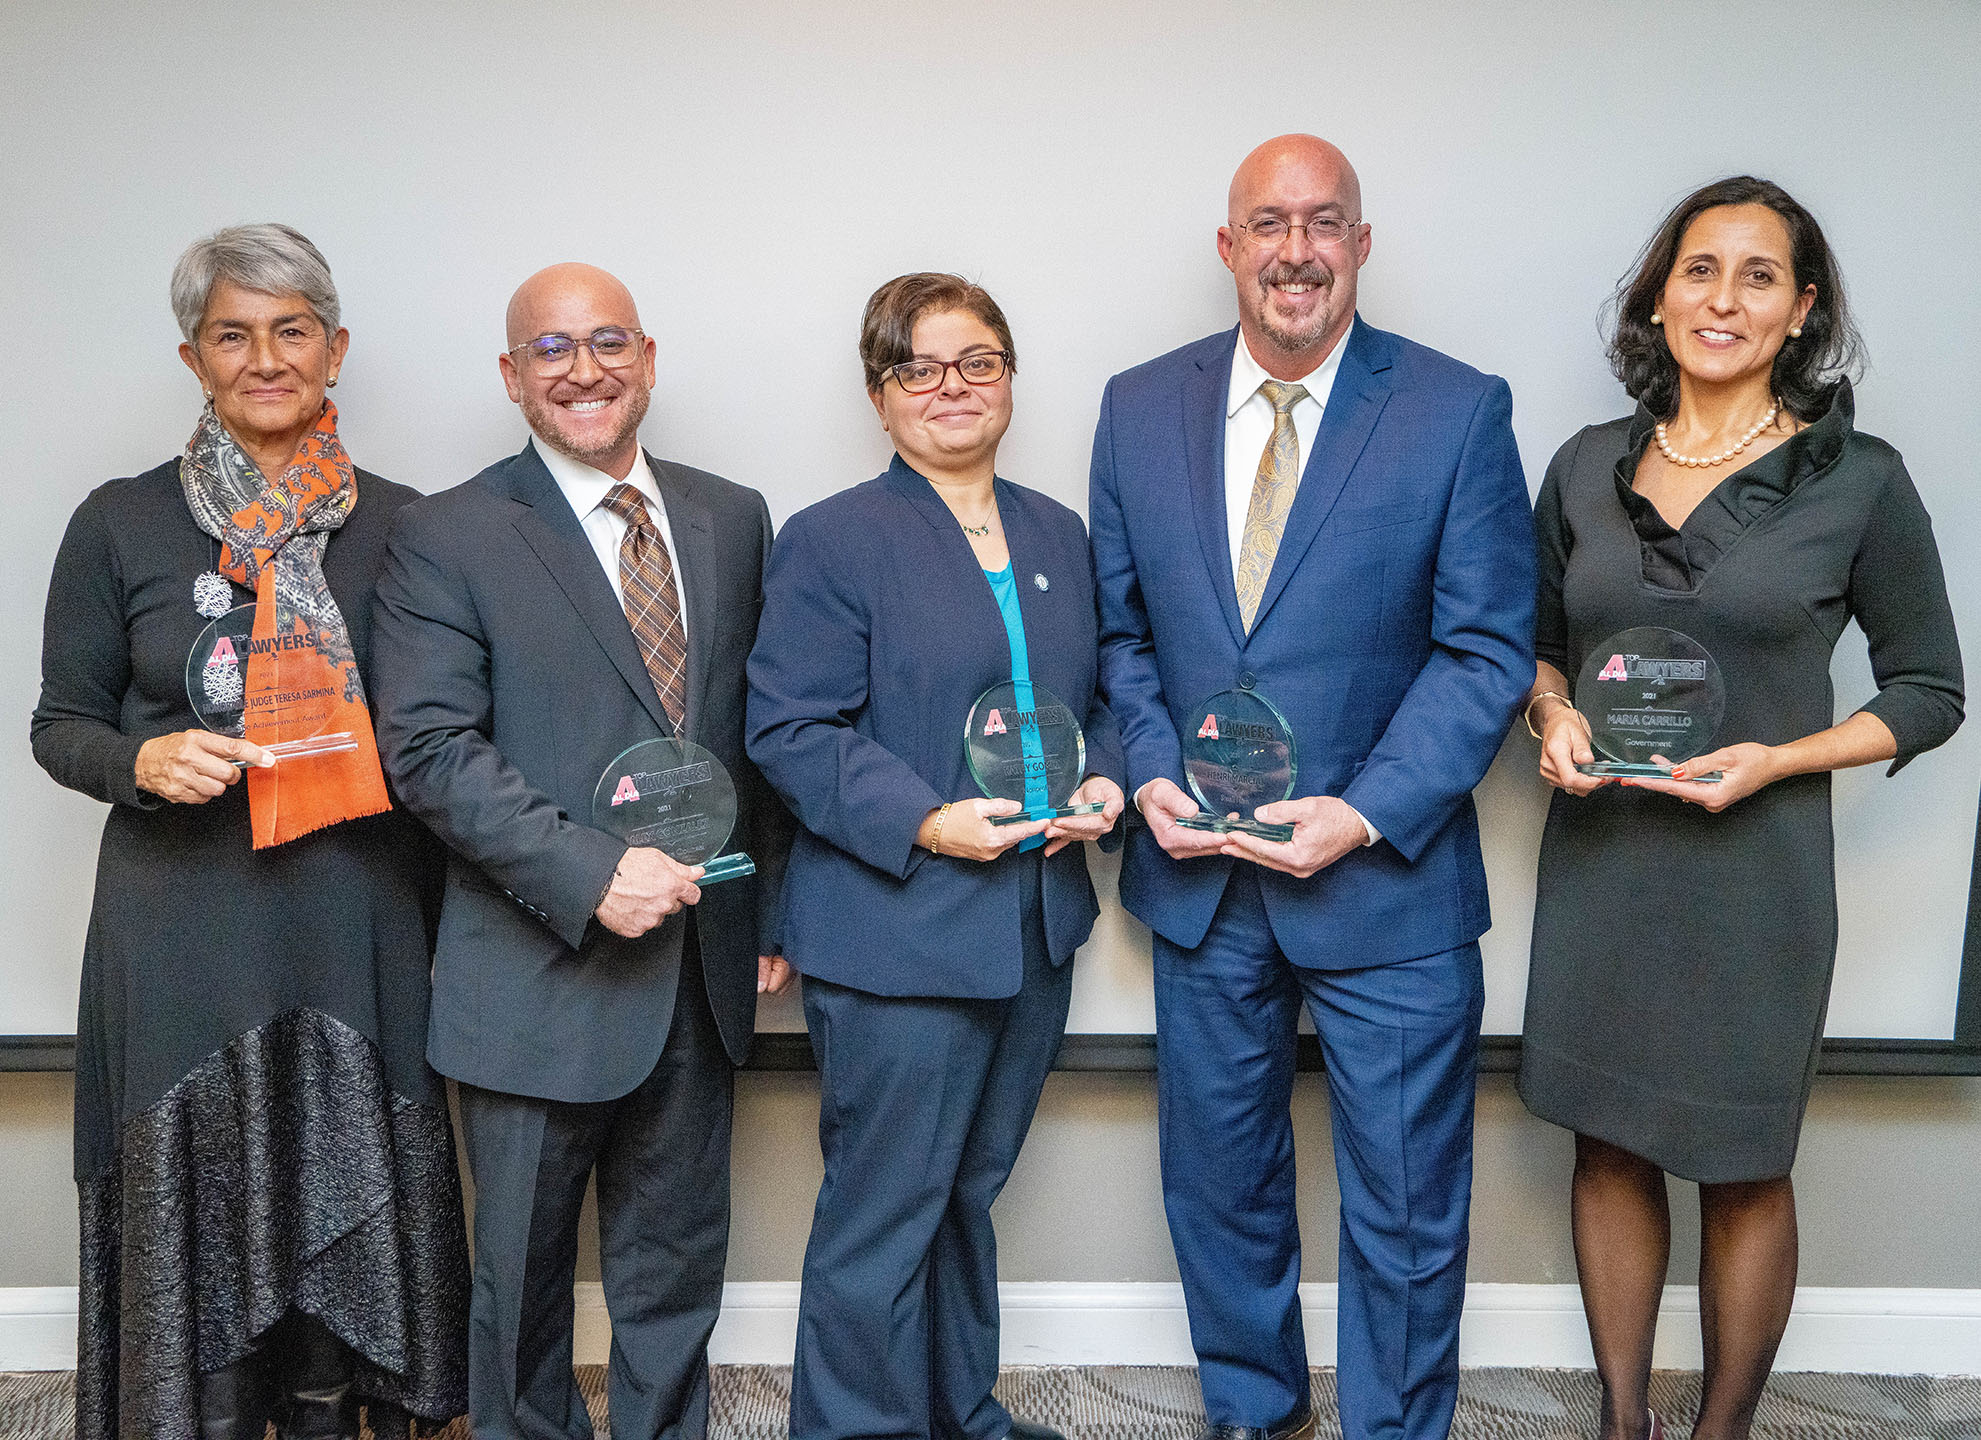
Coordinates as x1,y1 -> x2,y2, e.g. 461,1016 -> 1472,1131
602,482 -> 688,729
1234,378 -> 1309,631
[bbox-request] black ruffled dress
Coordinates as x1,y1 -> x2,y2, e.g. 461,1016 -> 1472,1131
32,459 -> 468,1438
1517,385 -> 1964,1182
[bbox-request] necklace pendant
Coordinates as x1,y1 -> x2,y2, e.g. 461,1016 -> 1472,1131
193,571 -> 234,618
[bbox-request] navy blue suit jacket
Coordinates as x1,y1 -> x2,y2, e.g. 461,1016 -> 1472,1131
1090,319 -> 1535,965
747,457 -> 1126,999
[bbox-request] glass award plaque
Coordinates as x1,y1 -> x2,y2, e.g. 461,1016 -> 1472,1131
593,737 -> 755,884
965,680 -> 1105,826
1175,689 -> 1298,842
1573,626 -> 1725,782
186,604 -> 358,763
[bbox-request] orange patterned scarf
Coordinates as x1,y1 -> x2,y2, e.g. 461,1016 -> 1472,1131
180,400 -> 390,847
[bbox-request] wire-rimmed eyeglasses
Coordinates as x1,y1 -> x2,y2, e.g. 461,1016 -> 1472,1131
1233,215 -> 1364,247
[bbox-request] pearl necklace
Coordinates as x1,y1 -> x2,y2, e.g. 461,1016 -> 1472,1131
1655,399 -> 1780,468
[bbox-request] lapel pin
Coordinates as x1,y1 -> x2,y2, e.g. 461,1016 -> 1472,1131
193,571 -> 233,618
1034,573 -> 1049,592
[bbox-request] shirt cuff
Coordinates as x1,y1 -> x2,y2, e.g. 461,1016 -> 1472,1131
1346,804 -> 1380,847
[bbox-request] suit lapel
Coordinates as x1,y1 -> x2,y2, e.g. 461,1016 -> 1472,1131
505,443 -> 675,737
1245,319 -> 1394,638
889,458 -> 1027,664
1182,331 -> 1247,648
648,453 -> 717,745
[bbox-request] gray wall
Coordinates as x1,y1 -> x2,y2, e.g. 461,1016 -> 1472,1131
7,1070 -> 1981,1290
5,0 -> 1981,1298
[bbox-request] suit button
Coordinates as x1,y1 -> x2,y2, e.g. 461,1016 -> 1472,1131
1238,671 -> 1256,690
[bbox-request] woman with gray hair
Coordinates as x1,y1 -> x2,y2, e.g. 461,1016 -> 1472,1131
32,224 -> 467,1440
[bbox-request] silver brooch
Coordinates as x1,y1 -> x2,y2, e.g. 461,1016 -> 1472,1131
192,571 -> 234,618
1033,573 -> 1049,592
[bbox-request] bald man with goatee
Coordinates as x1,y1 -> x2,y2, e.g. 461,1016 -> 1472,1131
371,263 -> 792,1440
1089,137 -> 1534,1439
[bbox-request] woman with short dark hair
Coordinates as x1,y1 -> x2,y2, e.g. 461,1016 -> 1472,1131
1516,178 -> 1963,1440
749,272 -> 1125,1440
33,224 -> 467,1440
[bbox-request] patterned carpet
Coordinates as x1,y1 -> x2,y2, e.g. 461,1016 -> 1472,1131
5,1365 -> 1981,1439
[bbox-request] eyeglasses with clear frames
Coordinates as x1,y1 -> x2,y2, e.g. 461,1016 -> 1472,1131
507,327 -> 647,376
1234,215 -> 1364,247
885,350 -> 1011,395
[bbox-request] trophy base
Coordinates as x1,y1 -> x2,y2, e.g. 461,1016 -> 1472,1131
1173,813 -> 1297,843
990,801 -> 1108,826
696,852 -> 757,885
231,732 -> 359,766
1576,762 -> 1723,783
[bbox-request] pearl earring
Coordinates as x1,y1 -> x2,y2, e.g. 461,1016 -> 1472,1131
1650,311 -> 1662,325
327,376 -> 338,388
1787,326 -> 1802,338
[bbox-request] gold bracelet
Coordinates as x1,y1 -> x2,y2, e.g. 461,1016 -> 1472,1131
930,801 -> 954,856
1524,691 -> 1573,741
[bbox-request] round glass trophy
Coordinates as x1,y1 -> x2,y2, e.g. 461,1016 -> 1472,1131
185,604 -> 357,763
1573,626 -> 1726,782
965,680 -> 1105,826
1175,689 -> 1299,841
593,737 -> 755,884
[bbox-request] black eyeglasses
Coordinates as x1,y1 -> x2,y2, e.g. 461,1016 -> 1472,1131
884,350 -> 1011,394
507,327 -> 646,376
1234,215 -> 1364,247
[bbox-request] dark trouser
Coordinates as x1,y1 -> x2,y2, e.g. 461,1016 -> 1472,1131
791,855 -> 1070,1440
457,936 -> 734,1440
1153,867 -> 1484,1440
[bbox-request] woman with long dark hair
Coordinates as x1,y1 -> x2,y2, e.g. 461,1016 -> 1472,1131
1516,178 -> 1963,1440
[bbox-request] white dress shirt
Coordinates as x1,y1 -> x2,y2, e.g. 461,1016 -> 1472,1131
1131,330 -> 1377,847
532,435 -> 689,651
1223,331 -> 1344,578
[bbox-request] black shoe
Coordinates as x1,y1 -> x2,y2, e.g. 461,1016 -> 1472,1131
1196,1407 -> 1316,1440
273,1313 -> 357,1440
1006,1422 -> 1070,1440
198,1352 -> 274,1440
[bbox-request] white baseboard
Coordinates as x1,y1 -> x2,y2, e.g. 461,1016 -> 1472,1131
9,1282 -> 1979,1376
0,1288 -> 84,1372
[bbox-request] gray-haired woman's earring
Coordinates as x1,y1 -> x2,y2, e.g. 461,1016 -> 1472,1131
326,376 -> 338,388
1650,311 -> 1662,325
1787,325 -> 1802,338
203,390 -> 213,401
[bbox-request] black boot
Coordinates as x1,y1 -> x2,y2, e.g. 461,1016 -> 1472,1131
198,1349 -> 274,1440
273,1313 -> 357,1440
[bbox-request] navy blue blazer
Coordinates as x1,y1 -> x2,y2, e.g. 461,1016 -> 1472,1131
747,457 -> 1126,1000
1090,319 -> 1535,965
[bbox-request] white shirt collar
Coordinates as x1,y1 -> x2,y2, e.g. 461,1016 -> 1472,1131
1226,327 -> 1348,419
531,434 -> 662,519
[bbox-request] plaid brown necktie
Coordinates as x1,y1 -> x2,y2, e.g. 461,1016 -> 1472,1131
601,482 -> 687,729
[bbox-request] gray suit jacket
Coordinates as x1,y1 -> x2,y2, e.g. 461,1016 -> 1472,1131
371,441 -> 790,1101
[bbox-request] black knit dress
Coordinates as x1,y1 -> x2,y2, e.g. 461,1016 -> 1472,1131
32,459 -> 468,1438
1517,385 -> 1963,1183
